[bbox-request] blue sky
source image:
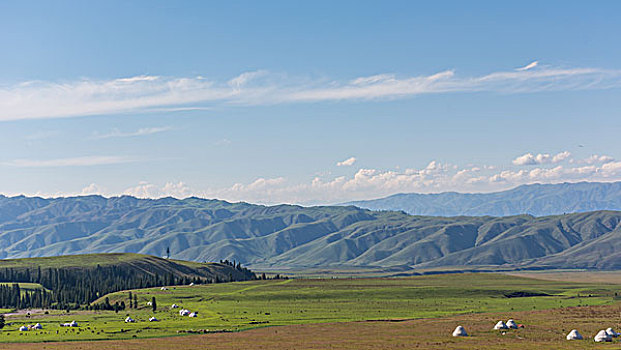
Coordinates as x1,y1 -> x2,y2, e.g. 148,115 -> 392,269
1,1 -> 620,204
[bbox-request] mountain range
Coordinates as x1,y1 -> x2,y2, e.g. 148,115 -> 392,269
345,181 -> 621,217
0,190 -> 620,270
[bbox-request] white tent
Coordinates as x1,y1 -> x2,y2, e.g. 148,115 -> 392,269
189,282 -> 195,286
149,317 -> 159,322
161,287 -> 168,291
566,329 -> 583,340
171,304 -> 179,309
493,321 -> 508,330
189,312 -> 198,317
452,326 -> 468,337
594,330 -> 612,342
70,321 -> 78,327
506,319 -> 517,329
33,323 -> 43,330
606,327 -> 620,337
147,301 -> 152,306
179,309 -> 190,316
19,326 -> 28,331
125,317 -> 135,323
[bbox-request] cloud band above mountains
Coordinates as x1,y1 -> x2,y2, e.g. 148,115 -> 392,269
1,63 -> 620,121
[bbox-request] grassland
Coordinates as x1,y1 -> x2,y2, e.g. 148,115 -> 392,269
0,273 -> 619,344
5,303 -> 621,349
506,270 -> 621,284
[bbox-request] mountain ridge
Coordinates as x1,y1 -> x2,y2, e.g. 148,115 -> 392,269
0,193 -> 620,270
343,181 -> 621,217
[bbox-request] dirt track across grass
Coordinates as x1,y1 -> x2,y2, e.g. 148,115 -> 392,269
6,303 -> 621,350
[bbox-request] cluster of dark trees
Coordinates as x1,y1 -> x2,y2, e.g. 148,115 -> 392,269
0,283 -> 53,309
219,259 -> 255,276
0,262 -> 256,310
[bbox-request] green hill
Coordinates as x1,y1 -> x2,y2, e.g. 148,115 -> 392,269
0,253 -> 255,310
0,195 -> 620,270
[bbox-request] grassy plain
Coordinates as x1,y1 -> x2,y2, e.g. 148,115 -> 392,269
0,273 -> 619,343
5,303 -> 621,349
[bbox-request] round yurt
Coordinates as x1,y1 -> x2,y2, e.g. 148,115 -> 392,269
594,330 -> 612,342
493,321 -> 508,330
605,327 -> 619,337
506,319 -> 517,329
452,326 -> 468,337
566,329 -> 583,340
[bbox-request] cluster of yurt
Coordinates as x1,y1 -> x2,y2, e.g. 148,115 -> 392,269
454,320 -> 620,343
60,321 -> 78,327
566,327 -> 619,342
18,324 -> 41,332
179,309 -> 197,317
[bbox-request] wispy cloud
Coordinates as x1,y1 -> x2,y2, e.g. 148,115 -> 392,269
93,126 -> 172,139
516,61 -> 538,71
2,156 -> 133,168
1,63 -> 620,121
336,157 -> 357,167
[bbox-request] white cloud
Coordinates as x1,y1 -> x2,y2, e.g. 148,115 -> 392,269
551,151 -> 572,163
93,126 -> 172,139
572,154 -> 615,165
512,151 -> 572,166
516,61 -> 538,71
123,181 -> 192,198
80,183 -> 105,195
1,63 -> 620,121
2,156 -> 133,168
336,157 -> 357,167
20,154 -> 621,204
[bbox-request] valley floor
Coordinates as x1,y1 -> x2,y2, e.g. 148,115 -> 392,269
0,273 -> 619,348
5,303 -> 621,349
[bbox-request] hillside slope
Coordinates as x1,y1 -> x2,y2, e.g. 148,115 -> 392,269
0,195 -> 620,270
345,181 -> 621,216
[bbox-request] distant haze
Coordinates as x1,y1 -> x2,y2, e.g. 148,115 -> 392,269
345,182 -> 621,217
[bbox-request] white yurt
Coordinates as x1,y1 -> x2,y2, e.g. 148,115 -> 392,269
125,317 -> 135,323
171,304 -> 179,309
33,323 -> 43,330
506,319 -> 517,329
70,320 -> 78,327
566,329 -> 583,340
594,330 -> 612,342
189,282 -> 195,286
147,301 -> 152,306
19,326 -> 28,331
189,312 -> 198,317
160,287 -> 168,291
149,317 -> 159,322
452,326 -> 468,337
493,321 -> 508,330
605,327 -> 620,337
179,309 -> 190,316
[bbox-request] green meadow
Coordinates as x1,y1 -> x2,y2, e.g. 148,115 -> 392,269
1,273 -> 619,343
